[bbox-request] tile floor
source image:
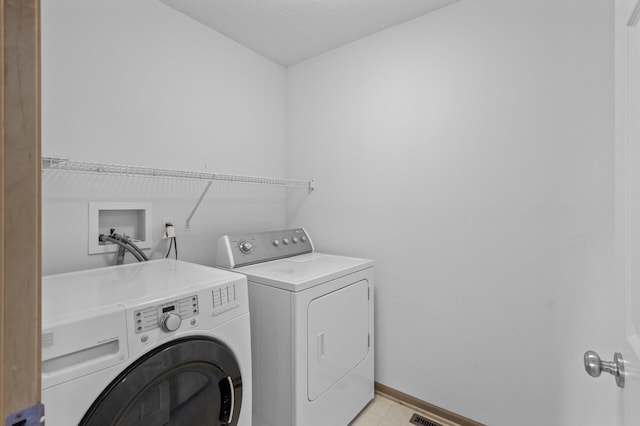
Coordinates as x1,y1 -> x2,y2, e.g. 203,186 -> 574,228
350,393 -> 458,426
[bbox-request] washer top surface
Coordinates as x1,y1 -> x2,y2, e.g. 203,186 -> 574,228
43,259 -> 245,322
235,253 -> 372,292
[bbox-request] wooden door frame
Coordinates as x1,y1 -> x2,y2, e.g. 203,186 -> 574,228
1,0 -> 41,423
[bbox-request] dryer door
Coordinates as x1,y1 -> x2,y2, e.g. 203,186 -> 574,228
307,279 -> 370,401
80,337 -> 242,426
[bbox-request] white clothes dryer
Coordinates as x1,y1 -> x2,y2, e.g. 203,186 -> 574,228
41,259 -> 252,426
217,229 -> 374,426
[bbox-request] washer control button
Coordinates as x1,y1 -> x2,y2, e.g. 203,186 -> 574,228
282,238 -> 290,245
292,237 -> 299,243
160,312 -> 182,332
301,235 -> 307,242
273,239 -> 280,247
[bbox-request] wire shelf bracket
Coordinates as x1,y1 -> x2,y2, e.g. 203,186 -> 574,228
42,156 -> 314,227
186,180 -> 213,229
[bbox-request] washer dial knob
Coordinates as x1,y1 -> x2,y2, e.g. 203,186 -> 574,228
292,237 -> 299,243
282,238 -> 290,245
273,239 -> 280,247
239,241 -> 254,254
160,312 -> 182,332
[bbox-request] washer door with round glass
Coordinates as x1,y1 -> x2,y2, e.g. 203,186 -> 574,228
80,337 -> 242,426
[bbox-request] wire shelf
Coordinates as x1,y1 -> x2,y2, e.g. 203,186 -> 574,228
41,156 -> 313,190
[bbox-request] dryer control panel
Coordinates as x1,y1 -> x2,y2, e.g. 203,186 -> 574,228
217,228 -> 314,268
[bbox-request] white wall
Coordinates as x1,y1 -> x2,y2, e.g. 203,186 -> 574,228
41,0 -> 293,274
42,0 -> 618,423
286,0 -> 614,424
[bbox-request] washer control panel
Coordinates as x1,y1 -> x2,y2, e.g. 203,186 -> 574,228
134,295 -> 199,334
217,228 -> 314,268
212,283 -> 240,316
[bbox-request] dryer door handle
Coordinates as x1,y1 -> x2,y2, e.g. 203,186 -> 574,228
317,332 -> 326,361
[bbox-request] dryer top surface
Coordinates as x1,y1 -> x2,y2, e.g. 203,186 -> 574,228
235,253 -> 372,292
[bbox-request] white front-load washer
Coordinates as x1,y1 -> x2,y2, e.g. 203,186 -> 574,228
216,228 -> 374,426
41,259 -> 252,426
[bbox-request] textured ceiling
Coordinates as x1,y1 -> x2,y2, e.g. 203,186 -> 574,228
159,0 -> 463,67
